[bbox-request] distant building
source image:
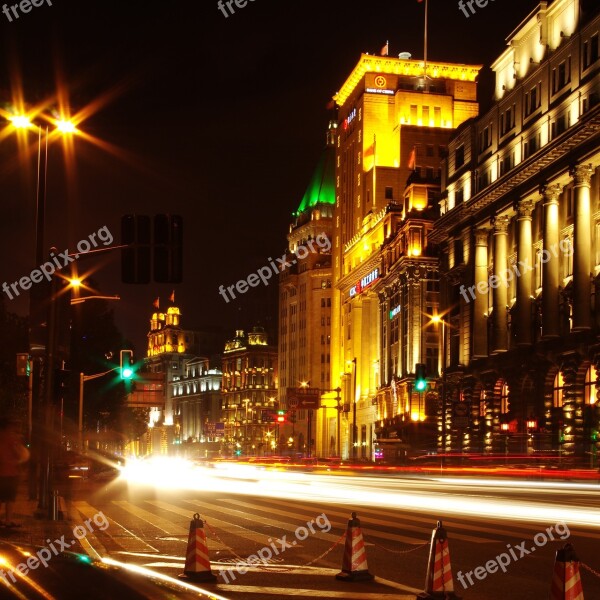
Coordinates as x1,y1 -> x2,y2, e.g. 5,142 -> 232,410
146,302 -> 201,428
279,124 -> 335,457
221,327 -> 278,456
170,357 -> 223,457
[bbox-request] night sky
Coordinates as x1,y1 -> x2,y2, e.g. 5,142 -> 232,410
0,0 -> 541,355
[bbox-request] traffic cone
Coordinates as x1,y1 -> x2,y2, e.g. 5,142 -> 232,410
418,520 -> 460,599
550,543 -> 584,600
179,513 -> 217,582
335,512 -> 374,582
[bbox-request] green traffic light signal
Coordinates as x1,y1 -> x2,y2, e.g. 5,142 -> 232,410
415,363 -> 427,391
120,350 -> 134,380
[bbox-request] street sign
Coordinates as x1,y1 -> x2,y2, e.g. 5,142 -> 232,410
287,387 -> 320,409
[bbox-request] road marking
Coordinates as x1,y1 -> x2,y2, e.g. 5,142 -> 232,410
261,497 -> 495,544
225,498 -> 426,545
212,585 -> 415,598
206,498 -> 362,544
72,501 -> 159,553
145,500 -> 234,549
112,500 -> 190,536
66,504 -> 106,559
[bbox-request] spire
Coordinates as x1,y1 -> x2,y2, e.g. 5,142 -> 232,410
295,125 -> 336,216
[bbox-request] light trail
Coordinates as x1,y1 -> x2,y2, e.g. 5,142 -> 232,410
119,458 -> 600,529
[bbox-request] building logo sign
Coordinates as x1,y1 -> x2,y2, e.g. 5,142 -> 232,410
349,268 -> 379,297
343,108 -> 357,130
366,88 -> 394,96
374,75 -> 387,88
389,305 -> 401,319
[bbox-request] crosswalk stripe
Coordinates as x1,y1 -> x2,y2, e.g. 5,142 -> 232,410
253,497 -> 494,544
72,501 -> 159,553
112,500 -> 190,536
186,498 -> 347,545
66,503 -> 106,559
144,500 -> 231,550
213,585 -> 415,598
220,498 -> 426,546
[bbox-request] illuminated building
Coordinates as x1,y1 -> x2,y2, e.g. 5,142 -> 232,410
170,357 -> 223,455
328,48 -> 482,459
431,0 -> 600,460
221,327 -> 278,456
145,300 -> 203,449
279,124 -> 335,456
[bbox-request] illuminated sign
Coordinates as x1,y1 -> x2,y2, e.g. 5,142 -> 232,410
374,76 -> 387,88
389,305 -> 401,319
343,108 -> 357,130
366,88 -> 394,96
349,268 -> 379,297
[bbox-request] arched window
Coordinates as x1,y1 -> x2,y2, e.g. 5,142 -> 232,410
479,389 -> 486,417
553,372 -> 564,408
501,383 -> 509,414
584,365 -> 597,405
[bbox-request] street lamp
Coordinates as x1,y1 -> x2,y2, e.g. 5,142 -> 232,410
349,358 -> 357,461
243,399 -> 250,455
431,315 -> 447,455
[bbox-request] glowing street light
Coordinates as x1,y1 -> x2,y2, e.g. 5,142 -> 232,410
9,115 -> 32,129
56,119 -> 76,134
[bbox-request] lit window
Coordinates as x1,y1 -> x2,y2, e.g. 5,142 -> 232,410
553,372 -> 564,408
500,383 -> 509,414
585,365 -> 597,405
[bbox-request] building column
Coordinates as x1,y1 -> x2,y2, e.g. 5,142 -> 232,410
516,200 -> 534,345
561,357 -> 579,459
473,229 -> 489,357
482,379 -> 496,454
461,378 -> 475,453
571,164 -> 594,331
542,184 -> 562,338
492,216 -> 510,353
593,353 -> 600,461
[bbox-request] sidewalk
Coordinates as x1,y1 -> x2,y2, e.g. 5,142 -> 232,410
0,482 -> 77,549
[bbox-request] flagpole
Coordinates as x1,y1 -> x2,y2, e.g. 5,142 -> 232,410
424,0 -> 429,89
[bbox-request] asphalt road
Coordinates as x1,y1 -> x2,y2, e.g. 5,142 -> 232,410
63,465 -> 600,599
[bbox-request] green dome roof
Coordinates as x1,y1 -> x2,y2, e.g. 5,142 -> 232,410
295,144 -> 335,216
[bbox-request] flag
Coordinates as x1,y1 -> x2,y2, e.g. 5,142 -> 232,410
153,297 -> 160,309
408,146 -> 417,170
380,41 -> 389,57
169,290 -> 175,303
417,0 -> 423,2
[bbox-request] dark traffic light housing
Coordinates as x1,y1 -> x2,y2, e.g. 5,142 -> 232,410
121,214 -> 183,284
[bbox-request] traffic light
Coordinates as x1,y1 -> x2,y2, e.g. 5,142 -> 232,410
154,214 -> 183,284
120,350 -> 134,380
54,368 -> 71,400
121,214 -> 183,284
289,411 -> 297,424
121,215 -> 151,284
415,363 -> 427,391
276,410 -> 286,423
16,353 -> 30,378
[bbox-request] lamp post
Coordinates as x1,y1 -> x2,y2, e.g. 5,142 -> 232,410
432,315 -> 447,457
351,358 -> 357,461
243,399 -> 250,456
7,113 -> 77,511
